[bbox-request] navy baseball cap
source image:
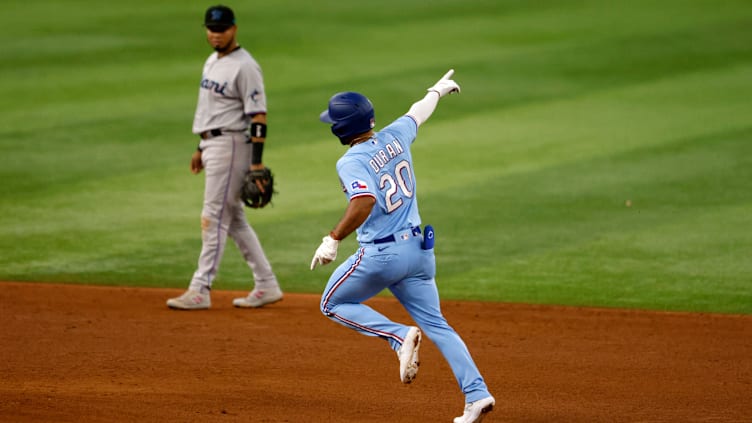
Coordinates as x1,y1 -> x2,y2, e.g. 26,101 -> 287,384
205,5 -> 235,31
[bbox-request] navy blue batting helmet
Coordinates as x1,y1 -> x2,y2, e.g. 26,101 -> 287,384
320,92 -> 375,145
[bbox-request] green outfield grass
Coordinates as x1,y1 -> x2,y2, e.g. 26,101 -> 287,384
1,0 -> 751,313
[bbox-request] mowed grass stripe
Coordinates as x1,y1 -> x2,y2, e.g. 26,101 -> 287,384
1,0 -> 751,312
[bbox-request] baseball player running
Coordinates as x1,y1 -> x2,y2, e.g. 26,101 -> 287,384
167,5 -> 283,310
310,70 -> 495,422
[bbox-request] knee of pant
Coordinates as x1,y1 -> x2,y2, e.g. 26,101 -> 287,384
415,316 -> 451,333
200,215 -> 215,231
319,299 -> 334,317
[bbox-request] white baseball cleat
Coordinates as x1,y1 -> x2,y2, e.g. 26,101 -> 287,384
166,289 -> 211,310
398,326 -> 422,384
453,396 -> 495,423
232,287 -> 283,308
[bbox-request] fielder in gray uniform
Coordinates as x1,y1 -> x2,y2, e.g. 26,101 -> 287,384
167,5 -> 283,310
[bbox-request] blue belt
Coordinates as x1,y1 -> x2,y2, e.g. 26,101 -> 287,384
373,226 -> 421,244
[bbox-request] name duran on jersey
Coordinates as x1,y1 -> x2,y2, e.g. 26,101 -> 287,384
368,139 -> 405,173
201,77 -> 228,96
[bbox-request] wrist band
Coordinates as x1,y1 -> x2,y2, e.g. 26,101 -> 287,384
251,142 -> 264,165
250,122 -> 267,139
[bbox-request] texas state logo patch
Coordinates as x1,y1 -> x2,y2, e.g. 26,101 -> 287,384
350,180 -> 369,192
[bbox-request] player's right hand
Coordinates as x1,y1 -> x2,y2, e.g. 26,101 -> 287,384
427,69 -> 461,97
190,150 -> 204,174
310,235 -> 339,270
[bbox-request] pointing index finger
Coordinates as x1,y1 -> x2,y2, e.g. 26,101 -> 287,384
440,69 -> 454,81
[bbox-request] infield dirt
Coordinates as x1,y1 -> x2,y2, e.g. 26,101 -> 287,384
1,282 -> 750,422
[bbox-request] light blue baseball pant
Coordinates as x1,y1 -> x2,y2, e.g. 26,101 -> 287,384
319,229 -> 491,403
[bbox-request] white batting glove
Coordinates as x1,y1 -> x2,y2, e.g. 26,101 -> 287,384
427,69 -> 461,97
310,235 -> 339,270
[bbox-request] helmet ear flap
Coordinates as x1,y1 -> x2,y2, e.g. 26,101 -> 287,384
331,124 -> 350,145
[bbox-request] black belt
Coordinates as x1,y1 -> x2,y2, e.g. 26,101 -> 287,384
373,226 -> 421,244
199,129 -> 224,139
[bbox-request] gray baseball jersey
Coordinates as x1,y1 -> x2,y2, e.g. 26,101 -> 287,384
192,47 -> 267,134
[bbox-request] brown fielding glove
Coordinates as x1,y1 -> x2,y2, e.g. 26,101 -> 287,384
241,167 -> 274,208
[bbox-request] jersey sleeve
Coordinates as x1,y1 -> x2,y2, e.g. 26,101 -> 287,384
379,115 -> 418,146
336,157 -> 377,201
237,59 -> 267,116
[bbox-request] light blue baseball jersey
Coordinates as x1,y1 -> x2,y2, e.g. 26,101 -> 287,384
336,115 -> 421,244
321,116 -> 491,404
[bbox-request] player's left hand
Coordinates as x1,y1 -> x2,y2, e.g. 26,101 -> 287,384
427,69 -> 461,97
310,235 -> 339,270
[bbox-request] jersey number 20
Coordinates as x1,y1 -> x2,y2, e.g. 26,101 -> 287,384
379,160 -> 414,213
